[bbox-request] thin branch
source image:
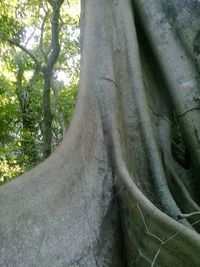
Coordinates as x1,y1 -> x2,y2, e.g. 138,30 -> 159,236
41,1 -> 48,14
39,11 -> 49,61
191,219 -> 200,226
0,34 -> 41,68
25,26 -> 36,47
177,212 -> 200,220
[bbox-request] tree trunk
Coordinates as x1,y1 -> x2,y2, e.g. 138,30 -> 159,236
41,0 -> 63,159
1,0 -> 200,266
42,69 -> 53,159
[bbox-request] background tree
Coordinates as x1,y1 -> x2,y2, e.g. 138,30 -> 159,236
0,0 -> 79,182
1,0 -> 200,266
0,0 -> 79,160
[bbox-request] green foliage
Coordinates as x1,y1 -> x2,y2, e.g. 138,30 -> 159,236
0,75 -> 25,183
0,0 -> 80,184
0,15 -> 24,40
0,145 -> 25,184
60,84 -> 78,126
0,76 -> 20,143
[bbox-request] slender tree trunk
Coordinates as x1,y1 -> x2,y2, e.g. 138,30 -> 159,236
42,69 -> 53,159
1,0 -> 200,266
41,0 -> 63,159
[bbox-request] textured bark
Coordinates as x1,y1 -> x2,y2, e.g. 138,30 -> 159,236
1,0 -> 200,266
42,69 -> 53,159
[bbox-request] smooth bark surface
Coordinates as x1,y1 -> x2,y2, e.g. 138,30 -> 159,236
1,0 -> 200,266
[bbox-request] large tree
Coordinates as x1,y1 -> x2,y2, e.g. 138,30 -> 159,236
1,0 -> 200,266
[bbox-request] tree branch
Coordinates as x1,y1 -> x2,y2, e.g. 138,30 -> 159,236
0,34 -> 41,68
25,26 -> 36,47
177,212 -> 200,220
45,0 -> 64,71
39,10 -> 49,62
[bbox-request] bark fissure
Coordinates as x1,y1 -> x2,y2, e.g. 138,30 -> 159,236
99,77 -> 118,87
178,107 -> 200,118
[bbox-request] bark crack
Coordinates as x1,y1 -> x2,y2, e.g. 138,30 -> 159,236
99,77 -> 117,87
178,107 -> 200,118
148,105 -> 163,118
148,105 -> 171,124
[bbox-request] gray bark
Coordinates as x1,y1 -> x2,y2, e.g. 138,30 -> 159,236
1,0 -> 200,266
